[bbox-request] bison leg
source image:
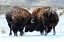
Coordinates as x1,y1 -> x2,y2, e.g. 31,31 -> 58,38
11,24 -> 18,36
47,26 -> 52,33
13,30 -> 18,36
25,27 -> 29,32
13,29 -> 18,36
40,31 -> 44,35
9,28 -> 12,36
8,23 -> 12,36
40,29 -> 44,35
44,26 -> 48,36
19,29 -> 24,36
13,28 -> 18,36
53,26 -> 56,35
20,31 -> 24,36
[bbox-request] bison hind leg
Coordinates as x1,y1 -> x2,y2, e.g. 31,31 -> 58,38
19,29 -> 24,36
40,31 -> 44,35
11,25 -> 18,36
20,31 -> 24,36
13,31 -> 18,36
53,26 -> 56,35
40,29 -> 44,35
47,26 -> 52,33
14,33 -> 18,36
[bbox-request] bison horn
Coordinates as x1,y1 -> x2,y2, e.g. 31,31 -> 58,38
31,19 -> 34,23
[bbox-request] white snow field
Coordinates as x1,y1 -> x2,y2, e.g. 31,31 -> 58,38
0,10 -> 64,42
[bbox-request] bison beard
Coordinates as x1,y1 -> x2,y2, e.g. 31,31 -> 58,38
6,6 -> 31,36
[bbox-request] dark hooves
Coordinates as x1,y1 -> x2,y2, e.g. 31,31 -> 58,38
9,33 -> 12,36
14,33 -> 18,36
53,34 -> 55,35
20,32 -> 24,36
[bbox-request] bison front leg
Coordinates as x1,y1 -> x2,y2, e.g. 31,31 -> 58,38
19,29 -> 24,36
40,31 -> 44,35
8,23 -> 12,36
40,29 -> 44,35
11,24 -> 18,36
13,29 -> 18,36
20,31 -> 24,36
44,26 -> 48,36
53,26 -> 56,35
9,28 -> 12,36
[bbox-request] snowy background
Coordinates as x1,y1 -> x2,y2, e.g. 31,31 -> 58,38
0,0 -> 64,6
0,8 -> 64,42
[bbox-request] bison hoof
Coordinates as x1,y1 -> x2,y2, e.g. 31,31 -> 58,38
53,32 -> 56,35
9,33 -> 12,36
20,32 -> 24,36
20,34 -> 23,36
20,33 -> 23,36
44,34 -> 47,36
53,34 -> 55,35
44,35 -> 47,36
40,32 -> 44,35
25,30 -> 28,32
14,33 -> 18,36
41,33 -> 44,35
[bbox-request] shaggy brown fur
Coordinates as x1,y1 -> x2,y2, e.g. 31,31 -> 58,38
32,6 -> 50,20
31,6 -> 59,36
6,6 -> 31,36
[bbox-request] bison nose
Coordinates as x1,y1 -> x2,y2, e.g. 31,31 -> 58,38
31,19 -> 34,23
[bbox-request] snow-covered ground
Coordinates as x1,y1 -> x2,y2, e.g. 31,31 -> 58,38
0,10 -> 64,42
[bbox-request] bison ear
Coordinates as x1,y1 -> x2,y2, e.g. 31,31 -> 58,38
31,19 -> 34,23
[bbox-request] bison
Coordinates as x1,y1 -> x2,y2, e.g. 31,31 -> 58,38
6,6 -> 31,36
25,6 -> 59,36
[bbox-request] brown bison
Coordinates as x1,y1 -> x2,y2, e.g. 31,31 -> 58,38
6,6 -> 31,36
25,6 -> 59,36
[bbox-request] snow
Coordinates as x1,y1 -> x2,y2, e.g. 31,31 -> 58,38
0,11 -> 64,42
56,9 -> 63,15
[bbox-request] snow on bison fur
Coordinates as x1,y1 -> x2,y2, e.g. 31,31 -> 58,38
25,6 -> 59,36
6,6 -> 31,36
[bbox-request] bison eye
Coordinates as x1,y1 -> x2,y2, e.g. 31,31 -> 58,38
31,19 -> 34,23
